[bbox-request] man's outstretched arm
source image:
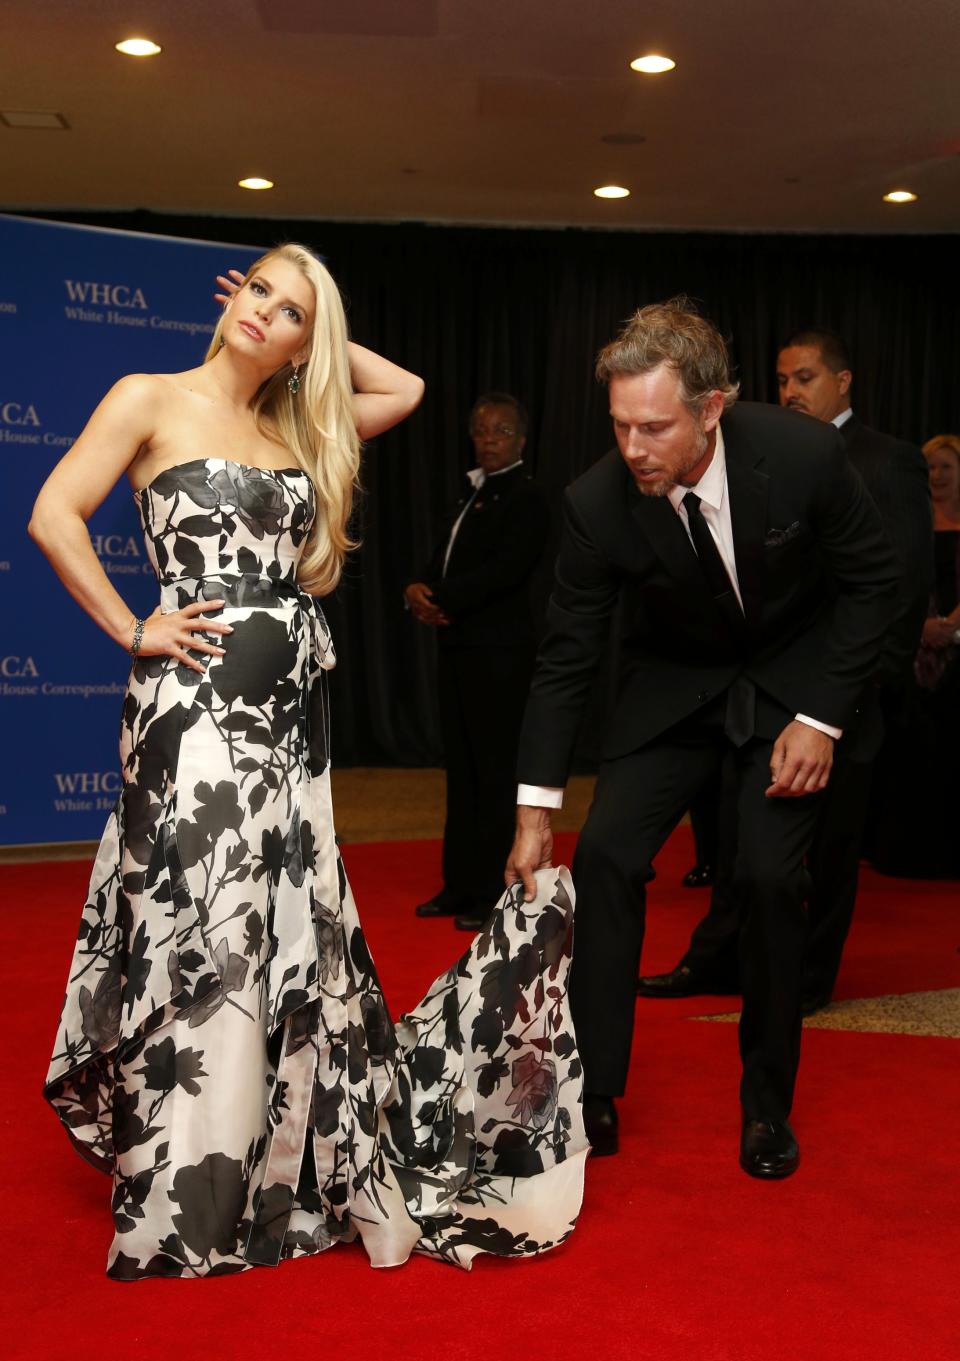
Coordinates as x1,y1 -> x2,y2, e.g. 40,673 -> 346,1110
506,805 -> 555,902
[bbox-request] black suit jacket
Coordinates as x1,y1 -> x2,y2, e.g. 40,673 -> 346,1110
415,462 -> 550,650
517,402 -> 898,787
839,414 -> 932,687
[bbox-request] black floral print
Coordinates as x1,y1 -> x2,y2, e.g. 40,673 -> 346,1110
45,458 -> 587,1279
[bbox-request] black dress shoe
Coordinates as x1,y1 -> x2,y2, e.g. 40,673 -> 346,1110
739,1119 -> 799,1179
682,862 -> 716,888
583,1094 -> 619,1157
636,964 -> 738,999
454,905 -> 494,932
414,893 -> 461,919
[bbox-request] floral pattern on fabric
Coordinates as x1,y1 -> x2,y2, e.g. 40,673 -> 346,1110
45,458 -> 586,1279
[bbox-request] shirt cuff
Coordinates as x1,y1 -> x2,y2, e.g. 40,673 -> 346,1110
517,783 -> 564,809
795,713 -> 843,740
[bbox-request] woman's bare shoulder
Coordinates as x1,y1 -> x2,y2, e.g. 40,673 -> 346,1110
109,367 -> 212,397
100,370 -> 215,427
100,371 -> 172,412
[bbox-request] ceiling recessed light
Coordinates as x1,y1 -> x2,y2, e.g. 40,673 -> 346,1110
594,185 -> 631,200
238,177 -> 274,191
115,38 -> 162,57
630,54 -> 676,75
883,189 -> 917,203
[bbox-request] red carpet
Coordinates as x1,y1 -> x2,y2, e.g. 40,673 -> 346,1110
2,827 -> 958,1361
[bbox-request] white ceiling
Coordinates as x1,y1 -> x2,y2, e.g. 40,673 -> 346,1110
2,0 -> 958,232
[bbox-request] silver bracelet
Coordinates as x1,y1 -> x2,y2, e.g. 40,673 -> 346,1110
130,617 -> 145,657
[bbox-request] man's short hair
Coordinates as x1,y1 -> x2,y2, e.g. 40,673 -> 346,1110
470,391 -> 528,436
781,328 -> 852,374
595,297 -> 739,413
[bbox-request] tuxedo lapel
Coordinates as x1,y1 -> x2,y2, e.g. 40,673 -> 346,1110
724,421 -> 769,631
626,427 -> 769,637
629,475 -> 747,642
628,484 -> 704,592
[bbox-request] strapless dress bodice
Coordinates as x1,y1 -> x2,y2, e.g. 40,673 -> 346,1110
135,456 -> 314,587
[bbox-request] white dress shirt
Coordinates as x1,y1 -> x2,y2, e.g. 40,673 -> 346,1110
518,429 -> 840,810
667,427 -> 743,609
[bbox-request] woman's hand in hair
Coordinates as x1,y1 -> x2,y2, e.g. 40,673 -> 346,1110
213,269 -> 425,438
213,268 -> 245,307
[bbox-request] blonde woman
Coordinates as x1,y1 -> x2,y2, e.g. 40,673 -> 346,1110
31,245 -> 585,1280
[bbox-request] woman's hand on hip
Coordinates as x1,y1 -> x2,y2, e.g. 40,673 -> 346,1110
138,599 -> 233,673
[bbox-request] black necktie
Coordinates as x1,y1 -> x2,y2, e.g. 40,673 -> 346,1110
682,492 -> 753,744
682,491 -> 738,602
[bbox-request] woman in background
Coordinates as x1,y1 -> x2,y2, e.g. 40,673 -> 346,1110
868,433 -> 960,877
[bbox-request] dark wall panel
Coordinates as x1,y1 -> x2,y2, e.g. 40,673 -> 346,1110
33,212 -> 960,765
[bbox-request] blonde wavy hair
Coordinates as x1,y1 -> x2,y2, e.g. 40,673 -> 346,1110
205,243 -> 360,596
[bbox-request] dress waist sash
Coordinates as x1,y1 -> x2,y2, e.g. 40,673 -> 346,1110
158,573 -> 336,672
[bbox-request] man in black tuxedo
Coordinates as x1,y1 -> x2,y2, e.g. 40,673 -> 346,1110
639,330 -> 932,1011
507,303 -> 897,1177
407,393 -> 549,932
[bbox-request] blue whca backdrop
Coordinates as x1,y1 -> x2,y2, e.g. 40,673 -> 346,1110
0,214 -> 262,845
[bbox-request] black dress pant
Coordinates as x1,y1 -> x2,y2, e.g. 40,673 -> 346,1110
688,770 -> 722,868
802,746 -> 877,1000
681,752 -> 743,987
571,699 -> 822,1120
683,700 -> 883,1004
437,644 -> 534,911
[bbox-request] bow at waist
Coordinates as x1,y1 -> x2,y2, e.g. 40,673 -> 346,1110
159,574 -> 336,671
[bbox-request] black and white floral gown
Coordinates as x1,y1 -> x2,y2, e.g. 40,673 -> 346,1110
45,457 -> 587,1280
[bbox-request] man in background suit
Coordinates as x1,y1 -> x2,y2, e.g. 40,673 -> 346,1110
639,329 -> 932,1012
507,302 -> 896,1177
406,393 -> 549,932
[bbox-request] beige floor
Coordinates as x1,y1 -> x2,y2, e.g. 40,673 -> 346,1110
0,767 -> 597,863
695,988 -> 960,1038
329,767 -> 597,842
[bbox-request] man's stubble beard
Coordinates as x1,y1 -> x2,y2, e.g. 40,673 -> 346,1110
634,421 -> 709,498
639,478 -> 673,498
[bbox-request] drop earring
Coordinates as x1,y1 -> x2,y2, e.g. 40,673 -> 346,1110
288,364 -> 301,395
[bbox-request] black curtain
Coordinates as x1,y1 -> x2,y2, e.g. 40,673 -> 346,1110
37,211 -> 960,765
